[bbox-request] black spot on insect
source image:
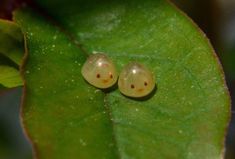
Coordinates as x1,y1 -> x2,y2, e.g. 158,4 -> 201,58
131,84 -> 135,89
144,82 -> 148,86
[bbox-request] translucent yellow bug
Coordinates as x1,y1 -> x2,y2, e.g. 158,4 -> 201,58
81,53 -> 118,89
118,62 -> 155,97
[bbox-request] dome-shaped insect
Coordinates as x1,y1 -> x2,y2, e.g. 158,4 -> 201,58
81,53 -> 118,89
118,62 -> 155,97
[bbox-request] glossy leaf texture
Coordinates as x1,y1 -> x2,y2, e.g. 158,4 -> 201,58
12,0 -> 230,158
0,19 -> 23,88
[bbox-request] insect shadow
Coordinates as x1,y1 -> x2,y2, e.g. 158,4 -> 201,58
83,78 -> 157,101
101,82 -> 118,94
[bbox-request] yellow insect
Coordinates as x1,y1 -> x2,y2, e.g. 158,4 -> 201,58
81,53 -> 118,89
118,62 -> 155,97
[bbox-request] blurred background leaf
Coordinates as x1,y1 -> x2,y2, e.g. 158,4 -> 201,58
0,19 -> 23,89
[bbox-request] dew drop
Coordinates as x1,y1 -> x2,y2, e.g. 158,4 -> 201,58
79,139 -> 87,146
94,89 -> 100,93
53,35 -> 57,40
74,40 -> 79,45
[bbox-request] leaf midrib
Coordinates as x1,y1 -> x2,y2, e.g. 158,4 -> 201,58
104,94 -> 122,159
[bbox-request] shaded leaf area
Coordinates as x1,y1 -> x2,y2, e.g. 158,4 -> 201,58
0,19 -> 23,88
14,0 -> 230,159
14,8 -> 119,159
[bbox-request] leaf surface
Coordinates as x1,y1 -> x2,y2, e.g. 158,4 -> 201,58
13,0 -> 230,158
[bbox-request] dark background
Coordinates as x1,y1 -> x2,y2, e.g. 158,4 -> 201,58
0,0 -> 234,158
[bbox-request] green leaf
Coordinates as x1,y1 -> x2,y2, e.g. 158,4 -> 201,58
0,19 -> 24,65
13,0 -> 230,158
0,19 -> 23,88
0,65 -> 22,88
14,8 -> 116,159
